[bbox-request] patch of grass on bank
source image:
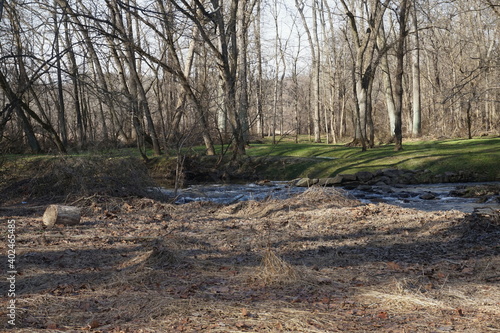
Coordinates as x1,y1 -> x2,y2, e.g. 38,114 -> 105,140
245,137 -> 500,180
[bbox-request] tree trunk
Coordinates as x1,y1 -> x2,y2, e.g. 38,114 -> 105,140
43,205 -> 81,227
411,1 -> 422,137
64,13 -> 86,148
271,0 -> 282,144
6,4 -> 42,153
355,76 -> 368,150
237,0 -> 250,144
16,106 -> 42,153
127,2 -> 161,156
60,0 -> 117,142
378,23 -> 397,138
296,0 -> 321,143
53,1 -> 68,147
168,10 -> 199,144
340,0 -> 388,149
312,0 -> 321,143
254,0 -> 264,138
394,0 -> 410,151
210,0 -> 246,157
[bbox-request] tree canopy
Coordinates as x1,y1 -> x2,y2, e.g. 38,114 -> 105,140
0,0 -> 498,155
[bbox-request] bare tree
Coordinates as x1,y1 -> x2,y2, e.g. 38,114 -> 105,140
253,0 -> 265,138
169,0 -> 256,156
411,0 -> 422,137
377,20 -> 397,139
392,0 -> 410,151
0,1 -> 68,153
340,0 -> 389,149
1,0 -> 498,154
53,0 -> 68,147
295,0 -> 322,143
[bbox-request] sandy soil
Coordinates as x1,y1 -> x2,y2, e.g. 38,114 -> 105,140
1,187 -> 499,332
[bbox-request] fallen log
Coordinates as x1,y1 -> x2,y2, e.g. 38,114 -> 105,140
42,205 -> 81,227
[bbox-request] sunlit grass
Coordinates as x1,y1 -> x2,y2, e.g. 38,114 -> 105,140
2,137 -> 499,182
244,137 -> 500,179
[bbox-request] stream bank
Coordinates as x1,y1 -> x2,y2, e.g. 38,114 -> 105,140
156,159 -> 500,212
160,181 -> 500,213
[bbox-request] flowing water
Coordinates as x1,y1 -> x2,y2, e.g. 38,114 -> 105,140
159,181 -> 500,213
347,182 -> 500,212
160,182 -> 304,205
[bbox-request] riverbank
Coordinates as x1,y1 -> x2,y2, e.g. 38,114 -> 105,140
2,188 -> 499,331
154,137 -> 500,187
1,137 -> 499,205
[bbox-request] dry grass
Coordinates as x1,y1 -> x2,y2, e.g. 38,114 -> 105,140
359,275 -> 500,320
2,192 -> 499,332
359,278 -> 453,311
0,156 -> 165,205
295,186 -> 359,207
257,248 -> 303,285
143,239 -> 181,268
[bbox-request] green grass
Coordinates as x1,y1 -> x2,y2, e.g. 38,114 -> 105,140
1,137 -> 499,186
244,137 -> 500,180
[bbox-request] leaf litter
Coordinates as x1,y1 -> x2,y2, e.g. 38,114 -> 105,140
1,186 -> 499,332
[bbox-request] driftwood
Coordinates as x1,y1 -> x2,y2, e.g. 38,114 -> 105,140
42,205 -> 81,227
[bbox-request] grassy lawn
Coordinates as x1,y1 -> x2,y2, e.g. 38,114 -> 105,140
244,137 -> 500,180
1,137 -> 499,188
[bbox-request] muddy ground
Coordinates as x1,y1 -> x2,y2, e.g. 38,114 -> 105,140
1,187 -> 499,332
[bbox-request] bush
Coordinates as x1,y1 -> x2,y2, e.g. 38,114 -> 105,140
0,155 -> 161,204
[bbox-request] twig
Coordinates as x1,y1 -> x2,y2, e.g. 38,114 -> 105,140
69,194 -> 98,205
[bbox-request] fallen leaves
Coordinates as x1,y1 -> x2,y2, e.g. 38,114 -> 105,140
377,311 -> 389,319
4,196 -> 499,332
241,308 -> 250,317
45,321 -> 57,329
386,261 -> 403,271
85,319 -> 101,330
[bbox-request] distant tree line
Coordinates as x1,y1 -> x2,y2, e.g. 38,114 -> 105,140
0,0 -> 498,157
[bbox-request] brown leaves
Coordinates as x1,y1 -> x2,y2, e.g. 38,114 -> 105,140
103,210 -> 118,219
241,308 -> 250,317
122,202 -> 134,212
377,311 -> 389,319
8,194 -> 499,332
49,283 -> 78,296
235,321 -> 251,329
386,261 -> 403,271
46,321 -> 57,329
85,319 -> 101,330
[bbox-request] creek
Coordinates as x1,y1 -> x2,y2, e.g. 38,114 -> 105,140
159,181 -> 500,213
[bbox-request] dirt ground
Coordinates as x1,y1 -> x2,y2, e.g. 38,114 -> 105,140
1,187 -> 499,332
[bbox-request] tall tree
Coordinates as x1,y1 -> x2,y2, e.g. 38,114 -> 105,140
340,0 -> 389,149
170,0 -> 255,156
393,0 -> 410,151
53,0 -> 68,147
253,0 -> 265,138
296,0 -> 322,143
377,20 -> 397,139
58,0 -> 117,142
63,9 -> 86,147
411,0 -> 422,137
237,0 -> 252,144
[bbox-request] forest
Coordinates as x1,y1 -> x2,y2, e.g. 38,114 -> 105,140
1,2 -> 500,331
0,0 -> 499,157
